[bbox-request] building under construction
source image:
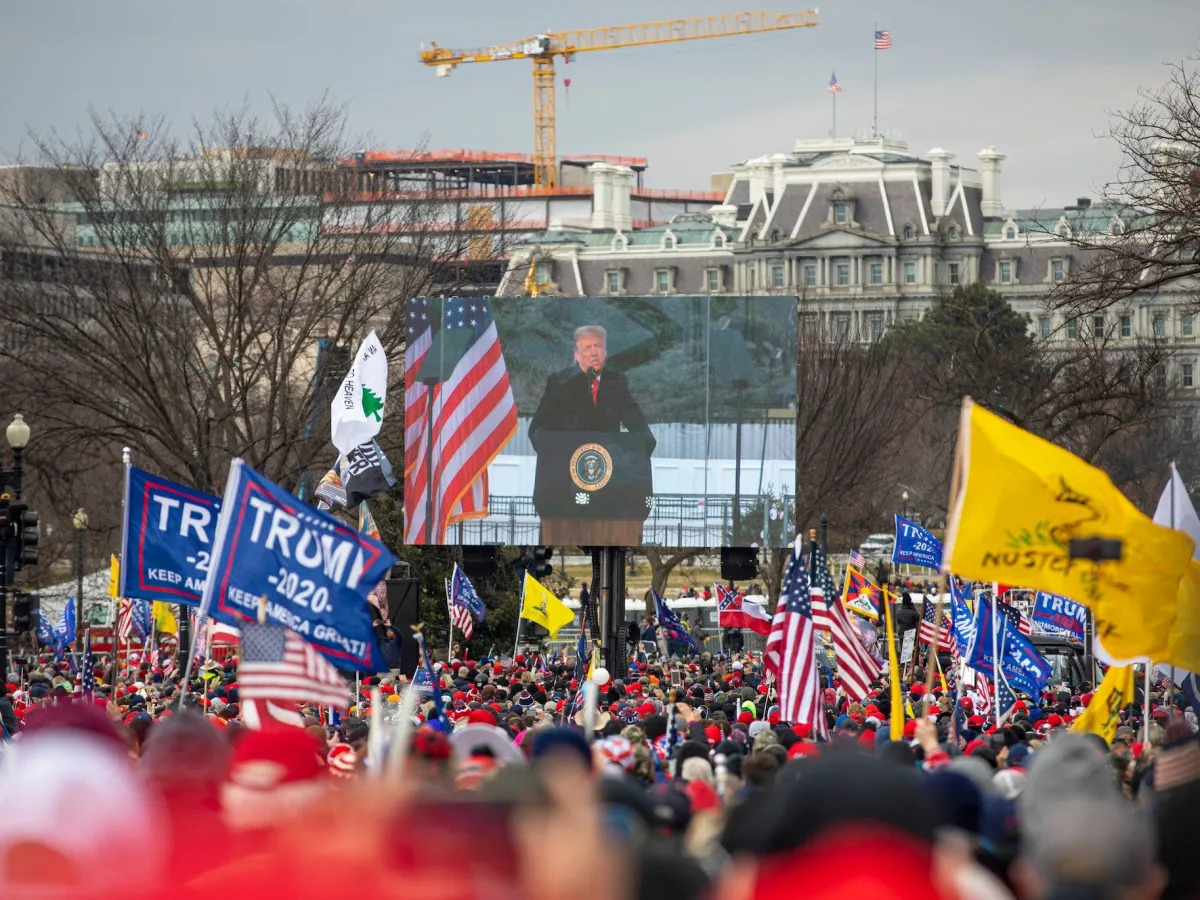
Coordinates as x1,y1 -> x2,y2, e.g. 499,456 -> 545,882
332,148 -> 722,290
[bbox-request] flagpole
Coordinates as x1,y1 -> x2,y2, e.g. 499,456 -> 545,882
512,574 -> 525,661
445,574 -> 454,664
831,89 -> 836,139
991,582 -> 1000,724
872,22 -> 879,139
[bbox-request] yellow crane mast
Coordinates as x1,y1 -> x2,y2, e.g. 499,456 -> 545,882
420,10 -> 819,188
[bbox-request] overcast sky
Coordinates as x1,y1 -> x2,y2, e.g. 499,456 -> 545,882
2,1 -> 1197,208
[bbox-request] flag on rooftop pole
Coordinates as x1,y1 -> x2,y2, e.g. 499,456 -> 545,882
874,29 -> 892,49
826,70 -> 841,93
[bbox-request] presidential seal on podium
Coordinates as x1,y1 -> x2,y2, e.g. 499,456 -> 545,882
569,442 -> 613,492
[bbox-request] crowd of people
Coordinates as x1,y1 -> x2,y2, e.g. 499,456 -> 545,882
0,640 -> 1196,899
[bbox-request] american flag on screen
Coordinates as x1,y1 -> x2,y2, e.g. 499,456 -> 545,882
237,622 -> 349,709
404,297 -> 433,470
403,297 -> 517,543
918,596 -> 954,650
447,563 -> 486,640
811,546 -> 881,701
764,543 -> 827,737
874,29 -> 892,50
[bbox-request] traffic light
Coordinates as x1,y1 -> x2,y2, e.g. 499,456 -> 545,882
10,504 -> 37,568
11,591 -> 34,632
531,546 -> 554,579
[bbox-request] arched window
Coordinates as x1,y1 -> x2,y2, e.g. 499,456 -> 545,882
770,227 -> 782,243
714,233 -> 726,248
1005,227 -> 1016,240
947,225 -> 960,240
663,234 -> 676,249
902,224 -> 915,240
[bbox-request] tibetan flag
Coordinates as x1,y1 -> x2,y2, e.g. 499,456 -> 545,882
843,566 -> 881,620
1071,664 -> 1136,744
520,573 -> 574,639
943,398 -> 1195,668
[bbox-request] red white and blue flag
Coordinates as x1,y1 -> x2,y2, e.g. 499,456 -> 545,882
404,298 -> 517,543
764,544 -> 827,736
826,70 -> 842,94
447,563 -> 486,640
716,584 -> 771,636
919,596 -> 954,651
874,29 -> 892,50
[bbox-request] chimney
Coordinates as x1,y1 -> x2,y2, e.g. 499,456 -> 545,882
708,204 -> 738,228
977,147 -> 1005,217
747,156 -> 772,207
589,163 -> 614,230
928,148 -> 954,218
610,166 -> 634,231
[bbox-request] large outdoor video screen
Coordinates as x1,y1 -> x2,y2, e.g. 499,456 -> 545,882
402,295 -> 796,547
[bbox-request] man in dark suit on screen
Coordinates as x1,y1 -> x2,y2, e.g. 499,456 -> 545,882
528,325 -> 656,452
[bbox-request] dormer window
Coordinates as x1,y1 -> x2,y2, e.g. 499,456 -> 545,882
1055,219 -> 1071,238
947,225 -> 961,241
613,233 -> 628,251
902,224 -> 915,240
1005,226 -> 1017,240
663,234 -> 676,249
834,202 -> 851,224
1111,220 -> 1125,236
713,233 -> 726,248
770,228 -> 782,243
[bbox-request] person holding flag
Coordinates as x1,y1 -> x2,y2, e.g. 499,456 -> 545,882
653,589 -> 699,658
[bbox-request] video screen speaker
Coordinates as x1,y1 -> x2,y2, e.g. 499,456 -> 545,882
462,546 -> 499,581
385,577 -> 421,678
721,547 -> 759,582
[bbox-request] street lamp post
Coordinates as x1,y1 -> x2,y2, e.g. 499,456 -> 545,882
0,414 -> 30,678
73,508 -> 88,650
902,490 -> 910,521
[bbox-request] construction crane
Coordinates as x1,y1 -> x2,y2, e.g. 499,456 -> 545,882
420,10 -> 819,189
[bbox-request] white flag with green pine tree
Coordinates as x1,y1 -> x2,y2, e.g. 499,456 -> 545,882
331,330 -> 388,455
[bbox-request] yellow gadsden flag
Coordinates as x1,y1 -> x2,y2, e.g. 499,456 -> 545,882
108,555 -> 120,599
1070,665 -> 1136,744
152,601 -> 178,636
520,572 -> 575,639
943,399 -> 1196,668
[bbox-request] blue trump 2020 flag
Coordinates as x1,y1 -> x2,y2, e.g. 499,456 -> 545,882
200,459 -> 396,673
1031,591 -> 1087,641
949,579 -> 975,657
121,466 -> 222,607
966,596 -> 1052,696
892,515 -> 943,571
653,589 -> 699,654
